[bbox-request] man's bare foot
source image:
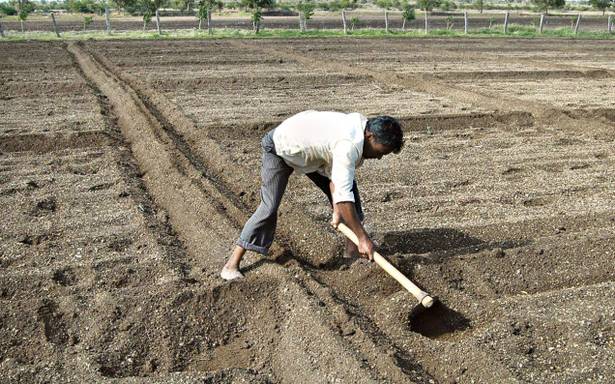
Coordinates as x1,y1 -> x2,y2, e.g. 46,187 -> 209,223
220,267 -> 244,281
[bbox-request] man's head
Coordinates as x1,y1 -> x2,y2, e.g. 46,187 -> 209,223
363,116 -> 404,159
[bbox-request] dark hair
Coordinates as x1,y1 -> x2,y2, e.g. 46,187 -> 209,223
366,116 -> 404,154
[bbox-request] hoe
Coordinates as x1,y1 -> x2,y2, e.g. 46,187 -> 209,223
334,223 -> 435,309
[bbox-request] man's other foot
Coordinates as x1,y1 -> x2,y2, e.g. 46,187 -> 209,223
221,267 -> 244,281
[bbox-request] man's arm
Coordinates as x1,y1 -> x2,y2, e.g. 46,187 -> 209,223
330,181 -> 375,261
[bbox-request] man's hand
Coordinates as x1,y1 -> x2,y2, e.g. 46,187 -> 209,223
358,235 -> 375,261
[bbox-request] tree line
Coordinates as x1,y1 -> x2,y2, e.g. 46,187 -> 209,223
1,0 -> 614,35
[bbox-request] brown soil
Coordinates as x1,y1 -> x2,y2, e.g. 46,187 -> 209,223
1,37 -> 615,383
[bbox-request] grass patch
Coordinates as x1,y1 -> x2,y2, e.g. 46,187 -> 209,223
1,26 -> 614,41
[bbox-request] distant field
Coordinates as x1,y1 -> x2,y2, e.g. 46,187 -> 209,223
2,11 -> 614,33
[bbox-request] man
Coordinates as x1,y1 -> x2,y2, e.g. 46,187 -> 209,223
221,110 -> 403,280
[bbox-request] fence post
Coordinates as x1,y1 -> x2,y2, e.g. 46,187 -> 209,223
424,10 -> 428,34
464,11 -> 468,34
342,9 -> 347,34
0,18 -> 5,38
104,6 -> 111,34
504,11 -> 509,34
50,12 -> 60,38
539,13 -> 544,33
155,9 -> 161,34
384,9 -> 389,33
608,15 -> 612,34
574,13 -> 581,35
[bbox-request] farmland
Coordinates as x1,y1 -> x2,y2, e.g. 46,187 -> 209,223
1,37 -> 615,383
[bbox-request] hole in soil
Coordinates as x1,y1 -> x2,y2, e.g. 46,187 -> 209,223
30,197 -> 57,216
107,235 -> 133,252
379,228 -> 483,255
407,301 -> 471,339
20,233 -> 51,246
53,268 -> 77,286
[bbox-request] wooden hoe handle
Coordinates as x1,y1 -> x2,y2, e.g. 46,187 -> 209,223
335,223 -> 434,308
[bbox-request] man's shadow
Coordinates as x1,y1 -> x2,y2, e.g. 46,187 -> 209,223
377,227 -> 483,258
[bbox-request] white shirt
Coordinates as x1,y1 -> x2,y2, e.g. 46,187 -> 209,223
272,110 -> 367,204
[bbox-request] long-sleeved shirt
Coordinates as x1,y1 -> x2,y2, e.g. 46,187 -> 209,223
272,110 -> 367,204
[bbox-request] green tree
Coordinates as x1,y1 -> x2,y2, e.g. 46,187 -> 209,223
474,0 -> 483,13
349,15 -> 359,30
531,0 -> 565,14
416,0 -> 440,11
83,15 -> 94,30
589,0 -> 612,14
296,0 -> 315,31
329,0 -> 357,34
0,4 -> 18,15
113,0 -> 138,15
375,0 -> 398,32
142,5 -> 154,31
241,0 -> 274,33
17,0 -> 34,33
67,0 -> 104,13
401,2 -> 415,31
197,0 -> 222,34
140,0 -> 167,34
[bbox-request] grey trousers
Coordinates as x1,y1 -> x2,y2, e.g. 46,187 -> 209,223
236,130 -> 364,255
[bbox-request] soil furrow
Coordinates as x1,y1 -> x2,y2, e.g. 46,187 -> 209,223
65,41 -> 434,382
229,40 -> 614,141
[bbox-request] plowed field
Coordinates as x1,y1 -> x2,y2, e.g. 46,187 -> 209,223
1,38 -> 614,383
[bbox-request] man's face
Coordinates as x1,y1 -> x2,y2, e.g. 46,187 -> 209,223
363,132 -> 394,159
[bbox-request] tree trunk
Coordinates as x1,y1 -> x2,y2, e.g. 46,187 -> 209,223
384,9 -> 389,33
143,20 -> 147,32
198,17 -> 202,30
464,11 -> 468,34
539,13 -> 544,33
105,6 -> 111,34
342,10 -> 347,34
504,11 -> 509,34
574,13 -> 581,34
51,12 -> 60,38
609,15 -> 613,34
21,19 -> 24,33
424,10 -> 428,34
0,19 -> 5,38
155,9 -> 161,35
207,8 -> 212,35
402,18 -> 406,31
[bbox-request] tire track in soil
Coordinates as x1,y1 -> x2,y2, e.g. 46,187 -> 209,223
229,39 -> 615,141
67,42 -> 439,383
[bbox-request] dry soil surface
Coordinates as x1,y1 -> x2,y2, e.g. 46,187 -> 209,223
1,38 -> 615,383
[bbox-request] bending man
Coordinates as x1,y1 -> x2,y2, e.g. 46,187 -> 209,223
221,110 -> 404,280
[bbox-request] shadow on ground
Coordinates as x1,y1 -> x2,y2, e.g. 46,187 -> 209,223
408,300 -> 471,339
